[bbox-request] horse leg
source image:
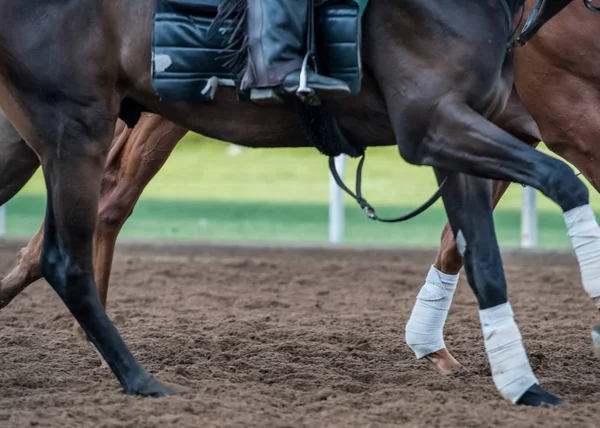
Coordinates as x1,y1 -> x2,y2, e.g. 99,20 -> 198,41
0,117 -> 137,311
0,120 -> 42,308
73,114 -> 187,338
396,98 -> 598,405
0,140 -> 40,205
0,120 -> 139,311
0,94 -> 174,396
40,150 -> 172,394
406,88 -> 542,374
405,181 -> 513,375
433,170 -> 562,405
0,224 -> 44,309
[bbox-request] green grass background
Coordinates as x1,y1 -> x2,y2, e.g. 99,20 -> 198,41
5,133 -> 599,249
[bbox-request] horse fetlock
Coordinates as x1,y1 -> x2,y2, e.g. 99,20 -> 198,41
0,253 -> 43,310
406,265 -> 459,359
479,302 -> 539,404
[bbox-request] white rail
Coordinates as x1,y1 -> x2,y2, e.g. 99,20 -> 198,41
328,155 -> 346,244
520,186 -> 538,248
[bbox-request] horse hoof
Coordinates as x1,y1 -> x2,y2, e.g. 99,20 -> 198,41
423,349 -> 462,375
516,384 -> 563,406
130,376 -> 188,397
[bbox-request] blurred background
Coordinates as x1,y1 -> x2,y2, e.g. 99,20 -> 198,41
3,133 -> 599,249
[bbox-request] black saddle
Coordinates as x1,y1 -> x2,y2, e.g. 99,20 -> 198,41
152,0 -> 363,102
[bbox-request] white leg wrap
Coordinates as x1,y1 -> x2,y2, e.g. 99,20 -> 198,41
479,302 -> 538,404
564,204 -> 600,304
405,265 -> 459,359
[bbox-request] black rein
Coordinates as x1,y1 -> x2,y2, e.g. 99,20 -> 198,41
328,155 -> 448,223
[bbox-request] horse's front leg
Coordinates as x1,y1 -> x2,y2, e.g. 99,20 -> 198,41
74,115 -> 187,338
436,170 -> 563,406
390,93 -> 599,405
0,84 -> 177,397
406,88 -> 543,375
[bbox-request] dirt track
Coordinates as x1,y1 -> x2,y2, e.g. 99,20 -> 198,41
0,240 -> 599,427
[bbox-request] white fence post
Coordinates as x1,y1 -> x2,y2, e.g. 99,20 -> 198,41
329,155 -> 346,244
0,205 -> 5,237
520,186 -> 537,248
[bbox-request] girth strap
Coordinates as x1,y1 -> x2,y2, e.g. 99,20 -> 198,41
328,155 -> 448,223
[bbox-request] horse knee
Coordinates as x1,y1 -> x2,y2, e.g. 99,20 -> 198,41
97,196 -> 133,235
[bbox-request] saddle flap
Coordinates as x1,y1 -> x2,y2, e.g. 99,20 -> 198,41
152,0 -> 364,101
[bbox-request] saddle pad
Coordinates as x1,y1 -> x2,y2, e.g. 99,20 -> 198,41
152,0 -> 364,102
152,0 -> 240,101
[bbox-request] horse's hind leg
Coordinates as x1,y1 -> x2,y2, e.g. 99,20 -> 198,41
73,115 -> 187,338
0,225 -> 44,309
433,180 -> 513,274
0,113 -> 43,308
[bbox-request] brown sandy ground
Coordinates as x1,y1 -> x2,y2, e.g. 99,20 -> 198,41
0,239 -> 598,428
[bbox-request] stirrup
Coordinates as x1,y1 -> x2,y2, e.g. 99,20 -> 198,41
296,53 -> 321,106
296,0 -> 321,107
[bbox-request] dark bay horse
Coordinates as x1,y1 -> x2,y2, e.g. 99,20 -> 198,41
0,0 -> 592,405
